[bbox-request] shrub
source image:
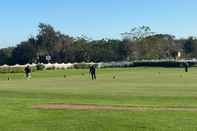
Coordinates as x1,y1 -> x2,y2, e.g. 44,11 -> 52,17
132,60 -> 195,67
36,64 -> 45,71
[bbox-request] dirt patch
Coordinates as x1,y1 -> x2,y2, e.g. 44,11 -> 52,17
32,104 -> 197,112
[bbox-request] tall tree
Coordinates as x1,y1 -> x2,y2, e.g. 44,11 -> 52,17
121,26 -> 154,41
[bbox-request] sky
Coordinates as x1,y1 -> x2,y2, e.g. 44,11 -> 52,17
0,0 -> 197,48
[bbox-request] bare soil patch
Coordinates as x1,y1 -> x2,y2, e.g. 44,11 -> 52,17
32,104 -> 197,112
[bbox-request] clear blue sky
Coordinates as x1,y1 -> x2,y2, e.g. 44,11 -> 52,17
0,0 -> 197,48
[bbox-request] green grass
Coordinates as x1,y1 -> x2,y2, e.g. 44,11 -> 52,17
1,67 -> 197,131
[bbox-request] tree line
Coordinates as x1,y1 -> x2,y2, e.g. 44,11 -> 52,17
0,24 -> 197,65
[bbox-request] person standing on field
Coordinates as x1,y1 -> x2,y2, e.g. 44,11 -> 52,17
89,65 -> 96,80
24,65 -> 31,79
184,62 -> 189,72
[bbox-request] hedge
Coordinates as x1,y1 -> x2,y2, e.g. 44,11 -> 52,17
132,61 -> 195,67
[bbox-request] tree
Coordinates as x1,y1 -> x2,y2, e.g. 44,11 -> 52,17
12,40 -> 37,64
0,47 -> 14,65
121,26 -> 154,41
183,37 -> 197,58
2,23 -> 197,65
36,23 -> 59,55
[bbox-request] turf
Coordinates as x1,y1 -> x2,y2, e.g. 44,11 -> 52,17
0,67 -> 197,131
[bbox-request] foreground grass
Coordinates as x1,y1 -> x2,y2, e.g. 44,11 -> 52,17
0,67 -> 197,131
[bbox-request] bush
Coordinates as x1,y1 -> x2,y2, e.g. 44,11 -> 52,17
132,60 -> 195,67
36,64 -> 45,71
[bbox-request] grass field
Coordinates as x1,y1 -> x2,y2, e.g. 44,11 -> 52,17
1,67 -> 197,131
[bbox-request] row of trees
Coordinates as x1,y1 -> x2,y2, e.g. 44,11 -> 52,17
0,24 -> 197,65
